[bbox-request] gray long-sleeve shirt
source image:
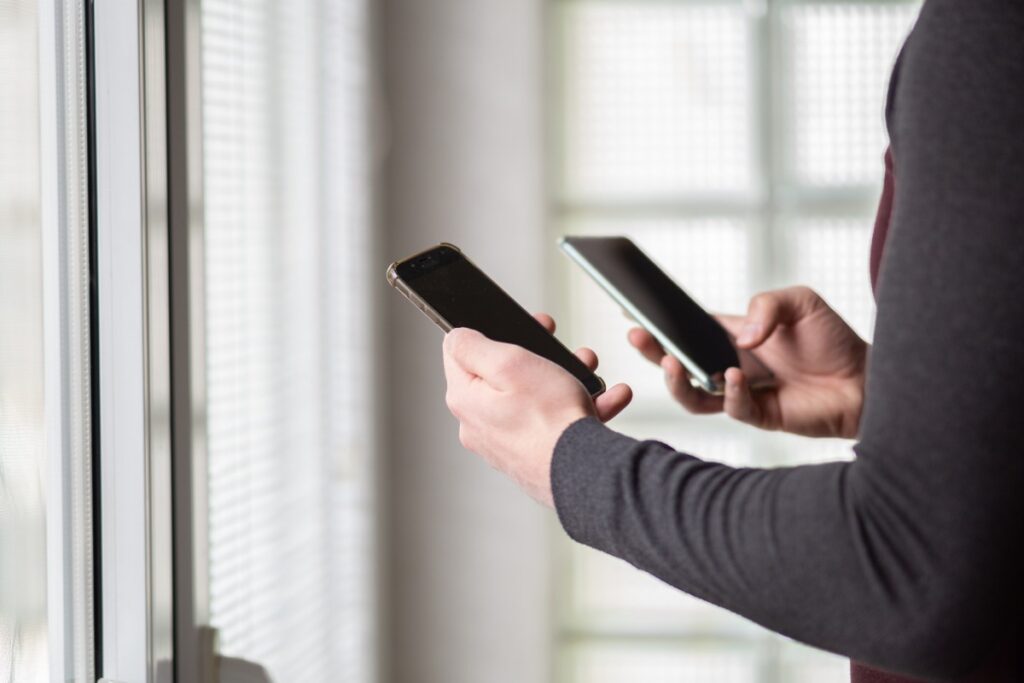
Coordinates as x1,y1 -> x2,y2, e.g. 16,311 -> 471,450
551,2 -> 1024,680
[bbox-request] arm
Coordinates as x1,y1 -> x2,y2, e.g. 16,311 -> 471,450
553,4 -> 1024,678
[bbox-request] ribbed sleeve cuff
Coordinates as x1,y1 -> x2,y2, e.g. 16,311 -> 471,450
550,416 -> 642,551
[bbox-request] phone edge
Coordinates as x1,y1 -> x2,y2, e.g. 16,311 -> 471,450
457,247 -> 606,399
388,243 -> 606,399
385,262 -> 455,333
559,237 -> 722,394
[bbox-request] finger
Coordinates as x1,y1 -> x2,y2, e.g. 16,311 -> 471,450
442,337 -> 487,420
628,327 -> 665,366
716,313 -> 745,337
533,312 -> 556,334
661,355 -> 724,415
594,383 -> 633,422
735,287 -> 818,349
574,347 -> 599,372
722,367 -> 762,425
444,327 -> 526,388
442,333 -> 474,388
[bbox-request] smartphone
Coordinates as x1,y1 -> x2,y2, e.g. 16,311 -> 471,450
559,236 -> 773,395
386,243 -> 606,398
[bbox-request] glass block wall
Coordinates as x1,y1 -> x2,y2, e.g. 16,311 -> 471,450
551,1 -> 921,680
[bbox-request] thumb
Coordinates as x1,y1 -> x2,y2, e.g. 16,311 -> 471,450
735,287 -> 819,348
444,327 -> 533,390
594,383 -> 632,422
444,328 -> 503,377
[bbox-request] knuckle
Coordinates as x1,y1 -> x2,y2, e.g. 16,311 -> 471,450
443,328 -> 463,355
749,290 -> 776,311
723,393 -> 743,417
746,294 -> 772,320
444,390 -> 462,417
458,425 -> 475,451
789,285 -> 819,304
445,327 -> 478,357
495,347 -> 529,378
666,374 -> 691,402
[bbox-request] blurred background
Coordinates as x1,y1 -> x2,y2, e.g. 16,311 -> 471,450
1,0 -> 921,682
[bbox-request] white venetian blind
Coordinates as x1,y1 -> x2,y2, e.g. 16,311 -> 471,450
201,0 -> 374,680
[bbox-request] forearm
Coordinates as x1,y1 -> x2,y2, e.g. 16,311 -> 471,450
551,413 -> 1017,681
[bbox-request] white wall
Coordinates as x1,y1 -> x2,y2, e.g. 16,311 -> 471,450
379,2 -> 553,683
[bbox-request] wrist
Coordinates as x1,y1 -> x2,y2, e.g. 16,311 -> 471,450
836,376 -> 867,439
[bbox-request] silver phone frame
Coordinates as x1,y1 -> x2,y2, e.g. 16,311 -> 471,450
559,237 -> 772,396
386,242 -> 607,398
386,242 -> 459,333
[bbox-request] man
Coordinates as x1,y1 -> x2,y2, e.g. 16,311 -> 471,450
441,1 -> 1024,680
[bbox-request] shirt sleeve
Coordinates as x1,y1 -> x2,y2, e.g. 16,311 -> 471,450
551,3 -> 1024,680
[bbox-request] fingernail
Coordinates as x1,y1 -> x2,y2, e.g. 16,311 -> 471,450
737,323 -> 761,345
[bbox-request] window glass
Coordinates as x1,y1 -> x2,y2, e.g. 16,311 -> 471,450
783,2 -> 919,188
784,216 -> 876,338
562,642 -> 761,683
558,1 -> 755,202
0,0 -> 47,680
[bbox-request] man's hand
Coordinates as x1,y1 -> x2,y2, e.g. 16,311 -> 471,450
629,286 -> 868,438
442,314 -> 632,507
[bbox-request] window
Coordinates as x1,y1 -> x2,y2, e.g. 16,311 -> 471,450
200,0 -> 375,680
550,0 -> 920,680
0,2 -> 47,677
2,0 -> 94,680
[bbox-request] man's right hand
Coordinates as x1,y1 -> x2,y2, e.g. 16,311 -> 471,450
628,286 -> 868,439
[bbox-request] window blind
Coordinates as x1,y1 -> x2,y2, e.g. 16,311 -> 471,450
201,1 -> 373,680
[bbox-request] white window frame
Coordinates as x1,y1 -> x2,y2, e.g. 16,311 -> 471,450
92,0 -> 175,680
39,0 -> 97,679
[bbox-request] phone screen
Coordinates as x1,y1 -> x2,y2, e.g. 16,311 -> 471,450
561,236 -> 770,388
395,245 -> 605,397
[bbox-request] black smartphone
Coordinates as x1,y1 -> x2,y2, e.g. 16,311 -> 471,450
560,235 -> 773,395
386,243 -> 606,398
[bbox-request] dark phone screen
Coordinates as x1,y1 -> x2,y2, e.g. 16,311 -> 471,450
397,246 -> 604,396
563,237 -> 741,377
